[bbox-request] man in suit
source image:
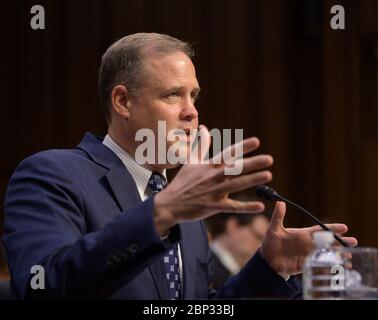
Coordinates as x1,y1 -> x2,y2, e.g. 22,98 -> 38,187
2,33 -> 357,299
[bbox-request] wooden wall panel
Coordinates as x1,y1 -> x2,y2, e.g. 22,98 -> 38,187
322,0 -> 350,224
0,0 -> 377,264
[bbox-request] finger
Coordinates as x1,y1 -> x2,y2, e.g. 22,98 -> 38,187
190,125 -> 211,163
308,223 -> 348,235
215,171 -> 273,194
211,137 -> 260,165
339,237 -> 358,247
235,154 -> 274,174
216,199 -> 265,213
269,201 -> 286,231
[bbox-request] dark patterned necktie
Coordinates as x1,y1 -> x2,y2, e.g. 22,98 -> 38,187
148,172 -> 181,300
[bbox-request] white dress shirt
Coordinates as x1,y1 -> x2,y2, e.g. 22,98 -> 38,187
210,240 -> 241,276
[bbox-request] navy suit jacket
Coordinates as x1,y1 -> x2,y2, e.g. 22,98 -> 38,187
2,133 -> 301,299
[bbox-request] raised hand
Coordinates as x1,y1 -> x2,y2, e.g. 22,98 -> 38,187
260,201 -> 358,279
154,125 -> 274,236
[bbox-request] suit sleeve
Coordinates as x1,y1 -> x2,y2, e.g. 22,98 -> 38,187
2,154 -> 180,299
211,250 -> 302,299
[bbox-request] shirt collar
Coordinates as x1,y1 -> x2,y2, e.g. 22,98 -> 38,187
102,134 -> 166,200
210,240 -> 241,275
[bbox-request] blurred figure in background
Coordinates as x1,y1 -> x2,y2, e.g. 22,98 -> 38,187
0,243 -> 11,299
206,212 -> 269,290
0,244 -> 10,280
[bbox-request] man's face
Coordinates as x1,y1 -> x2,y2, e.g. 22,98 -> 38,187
228,216 -> 269,265
126,51 -> 200,169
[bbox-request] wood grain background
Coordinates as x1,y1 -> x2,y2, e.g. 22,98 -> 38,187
0,0 -> 377,276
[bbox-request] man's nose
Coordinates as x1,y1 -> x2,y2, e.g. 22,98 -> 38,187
180,98 -> 198,122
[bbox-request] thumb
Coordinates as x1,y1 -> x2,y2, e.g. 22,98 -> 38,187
269,201 -> 286,231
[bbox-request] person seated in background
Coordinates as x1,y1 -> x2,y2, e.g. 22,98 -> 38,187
0,244 -> 10,281
206,210 -> 269,290
0,244 -> 11,299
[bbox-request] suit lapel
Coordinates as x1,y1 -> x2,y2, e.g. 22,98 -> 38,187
105,158 -> 171,299
105,163 -> 141,211
179,223 -> 196,299
76,132 -> 171,299
148,257 -> 170,299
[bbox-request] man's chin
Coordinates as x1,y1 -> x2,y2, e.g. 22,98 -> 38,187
163,162 -> 183,170
146,162 -> 182,172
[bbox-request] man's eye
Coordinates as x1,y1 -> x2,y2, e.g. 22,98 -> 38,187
166,92 -> 180,98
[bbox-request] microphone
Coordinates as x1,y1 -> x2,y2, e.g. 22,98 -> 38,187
256,185 -> 349,247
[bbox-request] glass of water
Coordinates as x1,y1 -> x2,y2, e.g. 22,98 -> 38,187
335,247 -> 378,299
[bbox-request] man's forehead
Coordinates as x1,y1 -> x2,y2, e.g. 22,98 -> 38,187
142,52 -> 199,88
143,52 -> 195,73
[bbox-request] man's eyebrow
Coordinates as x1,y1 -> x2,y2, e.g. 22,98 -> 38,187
167,86 -> 183,92
164,86 -> 201,93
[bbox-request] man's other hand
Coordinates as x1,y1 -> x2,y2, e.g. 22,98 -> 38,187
260,201 -> 358,279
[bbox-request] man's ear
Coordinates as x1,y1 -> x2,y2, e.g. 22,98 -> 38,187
111,85 -> 131,120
